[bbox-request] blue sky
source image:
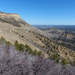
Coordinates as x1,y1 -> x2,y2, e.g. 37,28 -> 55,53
0,0 -> 75,25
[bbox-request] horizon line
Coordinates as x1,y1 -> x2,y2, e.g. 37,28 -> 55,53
32,24 -> 75,25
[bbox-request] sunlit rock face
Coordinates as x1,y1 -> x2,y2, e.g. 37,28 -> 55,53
0,12 -> 33,28
0,12 -> 23,22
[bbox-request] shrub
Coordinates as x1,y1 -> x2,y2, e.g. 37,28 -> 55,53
15,40 -> 25,52
6,41 -> 11,45
28,49 -> 33,54
18,43 -> 25,52
0,37 -> 12,45
33,50 -> 38,55
49,53 -> 60,63
25,44 -> 31,50
25,44 -> 29,49
15,40 -> 19,50
25,44 -> 33,54
28,50 -> 33,54
61,58 -> 68,65
0,37 -> 6,44
26,49 -> 29,52
50,53 -> 59,60
1,37 -> 5,41
38,51 -> 42,56
56,58 -> 60,64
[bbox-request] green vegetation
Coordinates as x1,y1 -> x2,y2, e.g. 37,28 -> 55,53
15,41 -> 43,56
25,44 -> 42,56
25,44 -> 33,54
33,50 -> 38,55
15,40 -> 25,52
0,37 -> 6,45
31,32 -> 70,65
56,58 -> 60,64
1,37 -> 5,41
0,36 -> 69,66
0,37 -> 11,45
15,40 -> 19,50
5,41 -> 11,45
38,51 -> 42,56
49,53 -> 60,63
61,58 -> 68,65
50,53 -> 59,60
18,44 -> 25,52
49,53 -> 68,65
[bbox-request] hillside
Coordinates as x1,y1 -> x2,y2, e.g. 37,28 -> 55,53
0,12 -> 75,61
0,12 -> 75,75
0,12 -> 46,53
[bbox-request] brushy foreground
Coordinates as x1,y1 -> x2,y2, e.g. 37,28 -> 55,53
0,44 -> 75,75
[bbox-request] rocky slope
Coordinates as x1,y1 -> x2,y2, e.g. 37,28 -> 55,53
0,12 -> 46,53
0,11 -> 75,64
29,31 -> 75,63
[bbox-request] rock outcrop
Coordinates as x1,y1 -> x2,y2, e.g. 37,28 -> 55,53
49,41 -> 75,62
30,31 -> 75,62
0,12 -> 33,29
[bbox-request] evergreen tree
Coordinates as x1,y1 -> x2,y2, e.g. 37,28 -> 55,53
15,40 -> 19,50
33,50 -> 37,55
38,51 -> 42,56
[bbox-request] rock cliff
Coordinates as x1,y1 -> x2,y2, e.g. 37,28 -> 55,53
0,12 -> 33,28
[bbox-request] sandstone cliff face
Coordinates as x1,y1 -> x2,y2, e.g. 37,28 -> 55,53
0,12 -> 33,28
0,12 -> 20,19
0,12 -> 21,24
